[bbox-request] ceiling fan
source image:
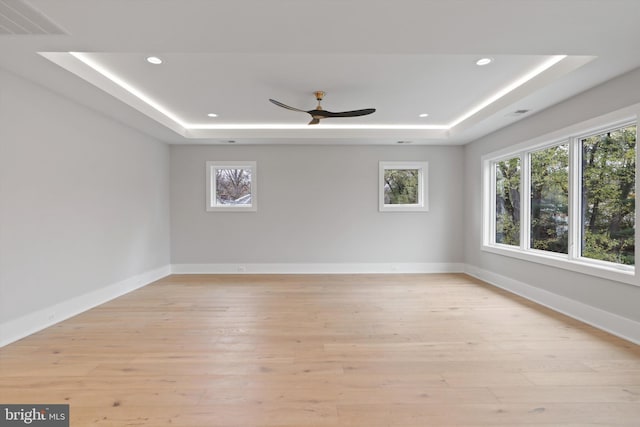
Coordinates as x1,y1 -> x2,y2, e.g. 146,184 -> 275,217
269,91 -> 376,125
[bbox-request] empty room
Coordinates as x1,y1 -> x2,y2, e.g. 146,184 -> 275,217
1,0 -> 640,426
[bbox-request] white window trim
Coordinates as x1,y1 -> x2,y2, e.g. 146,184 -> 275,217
379,161 -> 429,212
206,161 -> 257,212
482,104 -> 640,287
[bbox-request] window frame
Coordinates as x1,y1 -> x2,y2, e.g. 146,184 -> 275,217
206,161 -> 257,212
528,141 -> 571,256
379,161 -> 429,212
482,105 -> 639,286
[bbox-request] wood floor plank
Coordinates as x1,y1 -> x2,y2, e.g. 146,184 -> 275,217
1,273 -> 639,426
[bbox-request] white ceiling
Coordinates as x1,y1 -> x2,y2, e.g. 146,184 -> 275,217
1,0 -> 640,145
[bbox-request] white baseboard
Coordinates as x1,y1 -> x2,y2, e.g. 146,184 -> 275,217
171,262 -> 466,274
4,262 -> 637,348
464,264 -> 640,345
0,265 -> 171,347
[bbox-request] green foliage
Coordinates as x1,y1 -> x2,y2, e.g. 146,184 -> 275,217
530,144 -> 569,254
492,125 -> 636,266
495,158 -> 521,245
581,125 -> 636,265
384,169 -> 419,204
583,230 -> 635,265
497,212 -> 520,245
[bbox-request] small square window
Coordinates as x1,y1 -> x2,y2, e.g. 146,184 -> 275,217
379,161 -> 428,212
206,161 -> 257,212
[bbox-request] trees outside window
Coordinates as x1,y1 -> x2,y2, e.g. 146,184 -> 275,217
581,125 -> 636,265
495,157 -> 521,246
384,169 -> 419,205
484,119 -> 636,279
530,144 -> 569,254
206,161 -> 257,212
215,168 -> 252,205
379,162 -> 428,212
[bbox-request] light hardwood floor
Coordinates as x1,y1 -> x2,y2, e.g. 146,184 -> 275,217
1,274 -> 639,426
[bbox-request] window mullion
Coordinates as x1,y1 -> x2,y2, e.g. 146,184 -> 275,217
568,137 -> 582,261
521,151 -> 531,251
636,124 -> 640,271
487,160 -> 496,246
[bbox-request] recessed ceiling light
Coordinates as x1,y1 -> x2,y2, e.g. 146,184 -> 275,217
146,56 -> 162,65
476,57 -> 493,66
419,113 -> 429,118
207,113 -> 218,118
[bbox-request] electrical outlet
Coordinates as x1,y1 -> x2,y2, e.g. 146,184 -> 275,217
237,265 -> 246,272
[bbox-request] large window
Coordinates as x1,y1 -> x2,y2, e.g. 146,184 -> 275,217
483,117 -> 637,284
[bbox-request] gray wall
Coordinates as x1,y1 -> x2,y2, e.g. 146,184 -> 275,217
171,144 -> 464,265
464,67 -> 640,322
3,57 -> 639,342
0,69 -> 171,324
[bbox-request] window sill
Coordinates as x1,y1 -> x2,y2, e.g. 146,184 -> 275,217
482,244 -> 637,287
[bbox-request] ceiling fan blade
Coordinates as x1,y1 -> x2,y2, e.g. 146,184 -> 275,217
330,108 -> 376,117
308,108 -> 376,118
270,92 -> 376,124
269,99 -> 307,113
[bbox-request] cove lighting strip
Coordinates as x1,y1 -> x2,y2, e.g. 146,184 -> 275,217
447,55 -> 567,128
69,52 -> 188,128
69,52 -> 567,132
